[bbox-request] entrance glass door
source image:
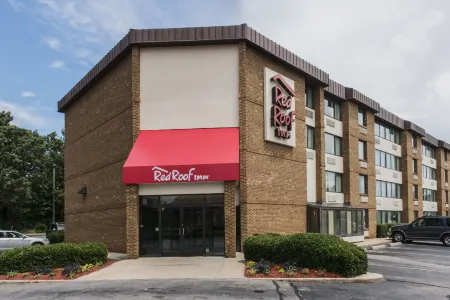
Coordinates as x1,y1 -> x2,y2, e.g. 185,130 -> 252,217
182,206 -> 204,255
139,194 -> 225,257
161,206 -> 182,254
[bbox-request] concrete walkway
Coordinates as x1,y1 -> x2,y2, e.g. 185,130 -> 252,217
78,253 -> 245,281
355,237 -> 391,249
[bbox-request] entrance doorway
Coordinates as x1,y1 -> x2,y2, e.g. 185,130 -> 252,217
139,194 -> 225,256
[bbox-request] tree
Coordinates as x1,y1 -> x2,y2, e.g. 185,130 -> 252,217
0,111 -> 64,229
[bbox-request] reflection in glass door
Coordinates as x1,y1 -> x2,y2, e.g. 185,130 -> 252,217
161,206 -> 181,254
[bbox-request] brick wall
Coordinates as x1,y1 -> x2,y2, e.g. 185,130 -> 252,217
342,101 -> 376,237
401,131 -> 423,222
224,181 -> 236,258
239,44 -> 307,242
313,86 -> 326,203
64,53 -> 133,253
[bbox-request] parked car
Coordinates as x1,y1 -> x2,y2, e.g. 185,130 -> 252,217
391,216 -> 450,246
0,230 -> 50,252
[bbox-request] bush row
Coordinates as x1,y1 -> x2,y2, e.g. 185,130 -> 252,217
0,242 -> 107,274
376,223 -> 406,238
47,230 -> 65,244
243,233 -> 368,277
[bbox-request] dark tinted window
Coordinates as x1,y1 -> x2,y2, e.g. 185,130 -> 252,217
446,218 -> 450,227
425,218 -> 443,226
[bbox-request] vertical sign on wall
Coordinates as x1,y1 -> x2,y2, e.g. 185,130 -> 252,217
264,68 -> 296,147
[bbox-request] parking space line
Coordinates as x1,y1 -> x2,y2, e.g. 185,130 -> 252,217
369,249 -> 450,257
369,263 -> 448,273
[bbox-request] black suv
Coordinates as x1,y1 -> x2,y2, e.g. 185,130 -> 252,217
391,216 -> 450,246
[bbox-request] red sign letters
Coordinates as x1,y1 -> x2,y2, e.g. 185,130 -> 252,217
270,75 -> 296,139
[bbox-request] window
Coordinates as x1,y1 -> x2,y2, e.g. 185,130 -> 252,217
413,159 -> 418,174
325,133 -> 342,156
326,171 -> 342,193
376,211 -> 402,224
413,185 -> 418,200
422,143 -> 436,158
324,97 -> 341,120
358,107 -> 366,126
446,170 -> 448,183
414,211 -> 419,220
412,134 -> 418,148
423,189 -> 436,202
359,175 -> 368,194
306,126 -> 314,149
305,86 -> 313,108
375,122 -> 399,144
318,209 -> 364,236
422,165 -> 436,180
445,151 -> 448,161
446,218 -> 450,227
375,150 -> 400,171
423,212 -> 437,217
364,209 -> 369,229
376,180 -> 402,198
358,141 -> 367,161
446,191 -> 448,204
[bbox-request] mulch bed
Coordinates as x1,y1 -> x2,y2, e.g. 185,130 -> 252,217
0,260 -> 117,281
245,265 -> 342,279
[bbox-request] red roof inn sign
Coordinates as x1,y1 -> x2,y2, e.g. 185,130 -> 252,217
264,68 -> 296,147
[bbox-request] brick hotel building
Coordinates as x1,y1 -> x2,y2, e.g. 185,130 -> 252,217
59,24 -> 450,258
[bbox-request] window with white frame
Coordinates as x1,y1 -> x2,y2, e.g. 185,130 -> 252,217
375,150 -> 400,171
306,126 -> 314,149
358,106 -> 366,126
359,175 -> 368,194
423,189 -> 436,202
305,86 -> 313,109
324,97 -> 341,120
376,180 -> 402,198
375,122 -> 400,144
325,133 -> 342,156
422,165 -> 436,180
326,171 -> 342,193
358,140 -> 367,161
422,143 -> 436,158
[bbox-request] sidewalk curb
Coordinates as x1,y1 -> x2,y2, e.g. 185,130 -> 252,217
365,242 -> 402,250
247,272 -> 384,283
0,273 -> 385,284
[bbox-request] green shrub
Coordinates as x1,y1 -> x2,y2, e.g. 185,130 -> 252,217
0,242 -> 107,274
34,224 -> 47,233
47,230 -> 65,244
243,233 -> 368,277
377,223 -> 406,238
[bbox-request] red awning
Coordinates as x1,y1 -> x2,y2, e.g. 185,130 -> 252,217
123,128 -> 239,184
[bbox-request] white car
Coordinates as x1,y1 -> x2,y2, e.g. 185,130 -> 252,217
0,230 -> 50,252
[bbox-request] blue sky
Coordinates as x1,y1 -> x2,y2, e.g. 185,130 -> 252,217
0,0 -> 238,134
2,0 -> 450,141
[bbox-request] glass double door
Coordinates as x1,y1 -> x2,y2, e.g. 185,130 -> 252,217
140,194 -> 225,257
161,205 -> 204,255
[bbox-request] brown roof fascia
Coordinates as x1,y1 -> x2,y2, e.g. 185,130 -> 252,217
438,140 -> 450,151
404,120 -> 426,137
345,88 -> 380,112
375,107 -> 404,129
57,24 -> 330,112
324,80 -> 346,99
422,133 -> 439,147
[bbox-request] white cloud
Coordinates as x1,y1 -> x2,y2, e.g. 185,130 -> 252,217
0,99 -> 47,129
237,0 -> 450,141
42,36 -> 62,51
21,91 -> 37,98
49,60 -> 67,70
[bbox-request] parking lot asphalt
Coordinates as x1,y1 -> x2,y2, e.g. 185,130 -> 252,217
1,241 -> 449,299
